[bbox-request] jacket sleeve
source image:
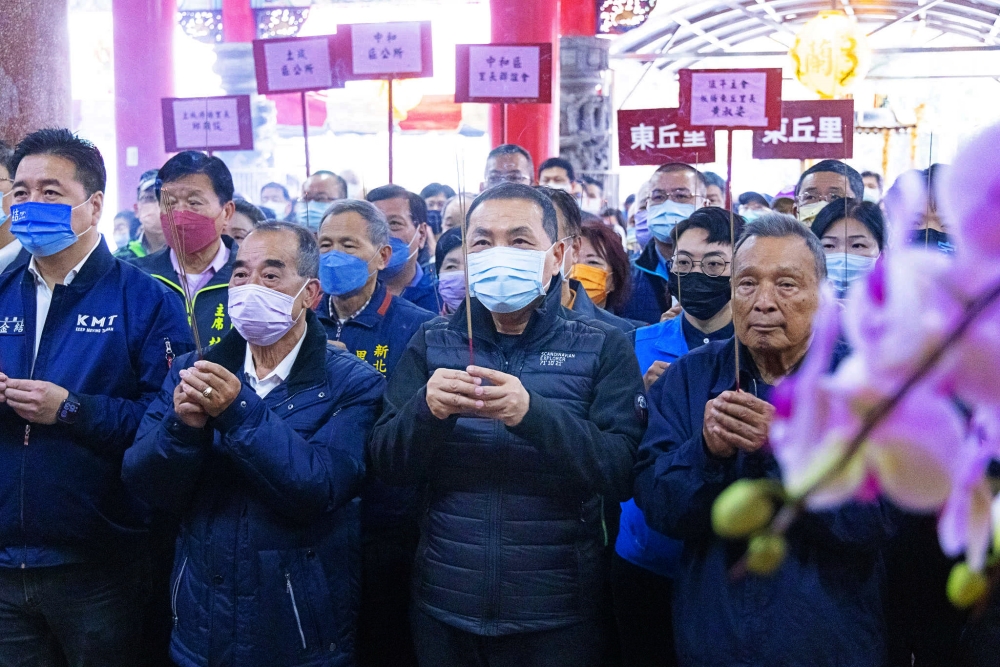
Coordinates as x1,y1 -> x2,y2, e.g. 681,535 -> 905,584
367,326 -> 459,485
634,359 -> 738,541
211,358 -> 385,523
122,355 -> 213,515
73,291 -> 196,458
508,326 -> 646,501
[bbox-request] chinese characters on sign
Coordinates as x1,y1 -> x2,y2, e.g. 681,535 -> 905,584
349,22 -> 426,77
162,96 -> 254,153
617,108 -> 716,166
257,36 -> 337,94
678,68 -> 782,131
455,43 -> 552,104
751,99 -> 854,159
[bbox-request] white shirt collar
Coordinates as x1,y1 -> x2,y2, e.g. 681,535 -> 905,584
0,239 -> 23,274
243,331 -> 307,398
27,234 -> 101,288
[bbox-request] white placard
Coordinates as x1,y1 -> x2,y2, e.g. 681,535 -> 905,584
468,45 -> 540,99
351,22 -> 423,75
263,38 -> 334,92
689,71 -> 769,127
173,98 -> 241,149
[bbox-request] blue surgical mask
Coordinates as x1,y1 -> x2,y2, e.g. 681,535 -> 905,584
379,235 -> 418,279
825,253 -> 878,295
646,201 -> 695,243
468,244 -> 552,314
741,208 -> 766,222
293,200 -> 329,232
319,249 -> 378,297
10,199 -> 94,257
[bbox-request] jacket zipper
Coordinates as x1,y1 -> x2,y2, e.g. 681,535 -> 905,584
19,426 -> 29,568
172,556 -> 188,627
285,572 -> 307,650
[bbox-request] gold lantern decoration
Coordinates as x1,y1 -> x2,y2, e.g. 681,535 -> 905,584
790,11 -> 871,98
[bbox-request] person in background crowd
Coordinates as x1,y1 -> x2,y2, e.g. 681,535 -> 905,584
861,170 -> 883,203
620,163 -> 708,325
702,171 -> 726,208
225,198 -> 266,242
809,198 -> 884,297
123,222 -> 384,667
540,186 -> 635,334
629,181 -> 653,252
367,184 -> 438,313
909,164 -> 955,254
113,210 -> 140,249
434,226 -> 465,315
770,186 -> 796,216
259,181 -> 293,221
0,139 -> 23,275
311,199 -> 436,667
737,192 -> 770,221
623,193 -> 636,218
601,206 -> 630,246
0,128 -> 194,666
294,170 -> 347,232
580,175 -> 605,215
441,192 -> 475,232
133,150 -> 238,348
116,169 -> 168,262
574,220 -> 633,316
538,156 -> 577,193
369,183 -> 645,667
794,159 -> 862,225
635,213 -> 893,667
484,143 -> 534,190
420,183 -> 455,235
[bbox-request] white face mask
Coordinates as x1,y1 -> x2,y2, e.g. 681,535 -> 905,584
862,187 -> 881,204
468,244 -> 554,314
228,280 -> 309,347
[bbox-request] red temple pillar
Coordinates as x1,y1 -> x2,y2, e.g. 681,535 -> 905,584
561,0 -> 597,37
222,0 -> 256,43
489,0 -> 560,171
112,0 -> 175,212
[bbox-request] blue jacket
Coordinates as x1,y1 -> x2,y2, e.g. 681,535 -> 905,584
122,312 -> 385,667
132,236 -> 238,348
617,242 -> 671,325
616,316 -> 688,578
369,277 -> 646,636
634,337 -> 893,666
317,281 -> 437,535
400,264 -> 440,314
0,241 -> 193,568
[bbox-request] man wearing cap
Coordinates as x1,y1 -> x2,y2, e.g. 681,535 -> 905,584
116,169 -> 168,262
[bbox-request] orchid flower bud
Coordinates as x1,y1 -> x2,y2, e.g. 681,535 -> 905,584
947,562 -> 989,609
746,534 -> 787,576
712,479 -> 782,539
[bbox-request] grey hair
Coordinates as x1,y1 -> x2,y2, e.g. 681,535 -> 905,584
320,199 -> 390,248
734,213 -> 827,281
247,222 -> 320,279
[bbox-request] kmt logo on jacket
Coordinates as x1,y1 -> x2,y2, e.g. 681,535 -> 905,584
75,314 -> 119,333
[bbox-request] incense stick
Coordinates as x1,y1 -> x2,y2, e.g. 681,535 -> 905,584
161,188 -> 205,358
455,153 -> 474,367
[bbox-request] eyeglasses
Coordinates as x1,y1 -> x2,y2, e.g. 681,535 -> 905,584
672,256 -> 730,277
648,189 -> 698,205
797,192 -> 845,206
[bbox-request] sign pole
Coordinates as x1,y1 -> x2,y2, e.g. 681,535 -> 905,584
500,103 -> 507,144
301,91 -> 311,177
388,79 -> 394,184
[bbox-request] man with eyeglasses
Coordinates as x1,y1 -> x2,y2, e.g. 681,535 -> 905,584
620,163 -> 709,325
483,144 -> 534,190
793,160 -> 862,225
293,170 -> 348,232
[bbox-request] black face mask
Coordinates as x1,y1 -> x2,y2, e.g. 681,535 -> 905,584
668,272 -> 732,321
910,228 -> 955,254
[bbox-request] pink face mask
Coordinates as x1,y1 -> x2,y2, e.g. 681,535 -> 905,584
228,281 -> 309,347
160,210 -> 220,254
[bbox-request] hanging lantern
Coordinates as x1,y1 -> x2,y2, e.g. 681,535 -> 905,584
790,11 -> 871,98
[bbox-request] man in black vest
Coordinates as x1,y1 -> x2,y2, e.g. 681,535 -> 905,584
369,183 -> 646,667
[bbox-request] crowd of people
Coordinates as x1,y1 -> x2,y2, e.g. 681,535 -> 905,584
0,127 -> 976,667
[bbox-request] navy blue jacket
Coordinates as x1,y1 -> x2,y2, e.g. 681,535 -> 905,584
617,242 -> 670,326
634,337 -> 893,666
400,264 -> 440,314
132,236 -> 238,348
317,281 -> 437,535
568,278 -> 636,337
122,312 -> 385,667
369,277 -> 646,636
0,241 -> 193,568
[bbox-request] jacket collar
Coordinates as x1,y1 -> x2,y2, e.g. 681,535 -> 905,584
21,238 -> 116,292
448,274 -> 564,349
144,235 -> 238,291
634,240 -> 666,276
568,278 -> 597,318
204,309 -> 329,395
320,281 -> 390,330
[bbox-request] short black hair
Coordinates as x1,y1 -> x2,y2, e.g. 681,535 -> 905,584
233,198 -> 267,225
538,157 -> 575,182
11,128 -> 107,196
157,151 -> 234,204
623,194 -> 636,210
655,162 -> 707,193
810,198 -> 886,251
246,221 -> 320,279
434,226 -> 463,274
672,207 -> 745,247
420,182 -> 456,200
702,171 -> 726,191
796,159 -> 863,200
311,170 -> 348,199
261,181 -> 290,201
860,171 -> 883,189
738,191 -> 770,209
580,174 -> 603,191
536,186 -> 581,237
366,184 -> 428,226
487,144 -> 533,172
466,182 -> 558,244
735,213 -> 827,281
600,207 -> 626,230
0,140 -> 14,176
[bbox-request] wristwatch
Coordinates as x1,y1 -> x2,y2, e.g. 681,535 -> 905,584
57,393 -> 81,425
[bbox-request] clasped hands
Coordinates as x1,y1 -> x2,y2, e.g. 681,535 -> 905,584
173,360 -> 242,429
702,390 -> 775,459
426,366 -> 530,427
